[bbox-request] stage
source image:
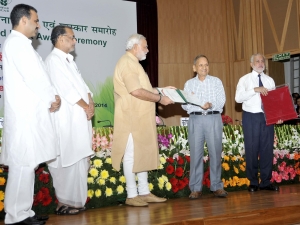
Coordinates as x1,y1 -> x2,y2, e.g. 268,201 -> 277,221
41,184 -> 300,225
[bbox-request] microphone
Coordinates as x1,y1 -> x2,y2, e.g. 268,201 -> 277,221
97,120 -> 113,127
156,113 -> 165,127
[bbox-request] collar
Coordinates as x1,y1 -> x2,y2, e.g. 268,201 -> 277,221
126,51 -> 139,62
251,70 -> 265,77
11,30 -> 32,43
53,47 -> 74,62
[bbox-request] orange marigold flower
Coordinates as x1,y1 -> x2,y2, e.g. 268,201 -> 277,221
0,201 -> 3,212
0,177 -> 6,186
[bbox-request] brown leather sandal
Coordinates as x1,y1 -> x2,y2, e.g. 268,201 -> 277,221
189,191 -> 202,199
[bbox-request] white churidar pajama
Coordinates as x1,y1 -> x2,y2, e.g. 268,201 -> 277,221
45,48 -> 94,207
1,30 -> 58,224
123,133 -> 150,198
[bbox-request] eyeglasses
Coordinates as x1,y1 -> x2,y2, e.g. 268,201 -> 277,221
61,34 -> 76,41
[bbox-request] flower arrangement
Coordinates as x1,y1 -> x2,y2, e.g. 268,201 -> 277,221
1,125 -> 300,217
222,115 -> 233,125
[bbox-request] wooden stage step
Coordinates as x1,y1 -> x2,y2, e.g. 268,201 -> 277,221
37,184 -> 300,225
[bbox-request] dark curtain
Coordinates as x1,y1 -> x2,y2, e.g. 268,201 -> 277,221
124,0 -> 158,87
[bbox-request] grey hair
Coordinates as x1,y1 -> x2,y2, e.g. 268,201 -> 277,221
125,34 -> 146,50
193,54 -> 209,65
250,53 -> 265,63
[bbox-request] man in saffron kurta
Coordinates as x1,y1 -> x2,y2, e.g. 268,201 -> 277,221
112,34 -> 174,207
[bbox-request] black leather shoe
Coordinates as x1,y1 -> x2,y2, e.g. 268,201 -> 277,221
248,185 -> 258,192
32,215 -> 49,221
12,217 -> 45,225
260,184 -> 279,191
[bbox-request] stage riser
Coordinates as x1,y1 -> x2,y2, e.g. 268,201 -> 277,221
161,205 -> 300,225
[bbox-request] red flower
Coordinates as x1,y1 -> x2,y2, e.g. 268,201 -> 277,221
34,191 -> 44,202
166,165 -> 174,174
172,185 -> 179,193
35,167 -> 44,175
184,155 -> 190,163
85,197 -> 90,204
178,180 -> 186,190
183,177 -> 189,185
221,115 -> 233,125
166,157 -> 174,164
42,195 -> 52,206
177,156 -> 184,165
39,173 -> 50,184
40,187 -> 50,195
170,177 -> 178,186
175,167 -> 183,177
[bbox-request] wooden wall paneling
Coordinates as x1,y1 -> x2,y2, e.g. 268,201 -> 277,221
188,0 -> 226,63
267,60 -> 285,85
157,0 -> 191,64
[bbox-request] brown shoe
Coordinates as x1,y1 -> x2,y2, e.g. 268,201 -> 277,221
212,189 -> 228,198
189,191 -> 202,200
125,196 -> 148,206
139,193 -> 167,203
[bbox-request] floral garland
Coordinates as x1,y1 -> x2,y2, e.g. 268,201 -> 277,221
1,125 -> 300,217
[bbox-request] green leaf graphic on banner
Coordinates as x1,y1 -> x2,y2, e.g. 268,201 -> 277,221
87,76 -> 114,127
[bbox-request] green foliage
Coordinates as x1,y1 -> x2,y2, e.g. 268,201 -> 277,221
86,77 -> 114,127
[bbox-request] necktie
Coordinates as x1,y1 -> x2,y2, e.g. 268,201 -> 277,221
258,74 -> 263,87
258,74 -> 264,111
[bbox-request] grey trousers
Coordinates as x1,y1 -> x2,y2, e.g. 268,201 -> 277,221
188,113 -> 224,192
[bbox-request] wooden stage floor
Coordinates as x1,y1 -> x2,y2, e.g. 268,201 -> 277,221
9,184 -> 300,225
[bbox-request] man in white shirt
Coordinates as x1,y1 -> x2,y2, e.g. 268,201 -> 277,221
1,4 -> 60,225
235,53 -> 279,192
45,25 -> 94,215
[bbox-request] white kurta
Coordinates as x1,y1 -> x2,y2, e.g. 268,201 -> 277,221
0,30 -> 58,167
45,48 -> 94,167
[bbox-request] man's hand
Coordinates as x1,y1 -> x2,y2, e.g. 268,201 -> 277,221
276,119 -> 283,124
159,96 -> 174,106
255,87 -> 269,96
85,101 -> 95,121
201,102 -> 212,110
49,95 -> 61,112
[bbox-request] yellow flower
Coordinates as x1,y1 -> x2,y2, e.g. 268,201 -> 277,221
0,191 -> 4,201
105,157 -> 112,164
0,177 -> 6,186
97,178 -> 105,185
239,164 -> 245,171
87,177 -> 94,184
158,183 -> 164,190
148,183 -> 154,191
0,168 -> 3,173
95,189 -> 102,197
165,182 -> 172,191
119,176 -> 126,183
87,189 -> 94,198
233,176 -> 239,183
160,157 -> 166,164
110,177 -> 116,184
239,157 -> 245,161
93,159 -> 103,168
233,166 -> 239,174
89,168 -> 99,178
158,164 -> 164,169
242,162 -> 246,167
222,162 -> 230,171
117,185 -> 124,194
100,170 -> 109,179
231,156 -> 236,161
224,155 -> 230,161
161,175 -> 168,182
158,177 -> 164,185
0,201 -> 3,212
105,187 -> 113,197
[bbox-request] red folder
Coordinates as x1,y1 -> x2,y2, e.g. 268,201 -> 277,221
261,85 -> 297,125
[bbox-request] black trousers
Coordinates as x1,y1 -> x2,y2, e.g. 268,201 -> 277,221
242,111 -> 274,187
